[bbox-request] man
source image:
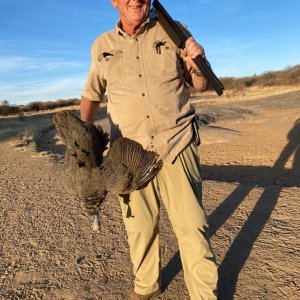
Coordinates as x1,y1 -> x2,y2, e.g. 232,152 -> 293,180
80,0 -> 218,299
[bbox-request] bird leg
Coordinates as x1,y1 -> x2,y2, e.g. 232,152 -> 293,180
92,214 -> 100,232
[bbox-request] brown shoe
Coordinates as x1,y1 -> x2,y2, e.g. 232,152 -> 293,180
128,289 -> 161,300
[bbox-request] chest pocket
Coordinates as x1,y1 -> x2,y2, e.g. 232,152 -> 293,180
98,50 -> 124,85
153,40 -> 181,76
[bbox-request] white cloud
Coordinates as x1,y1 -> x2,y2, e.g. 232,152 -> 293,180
0,75 -> 87,105
0,56 -> 84,72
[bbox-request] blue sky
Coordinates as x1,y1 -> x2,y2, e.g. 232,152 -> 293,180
0,0 -> 299,105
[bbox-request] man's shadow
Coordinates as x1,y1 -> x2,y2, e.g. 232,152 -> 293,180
274,118 -> 300,169
161,119 -> 300,299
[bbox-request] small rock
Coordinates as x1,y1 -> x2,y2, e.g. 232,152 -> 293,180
76,256 -> 85,264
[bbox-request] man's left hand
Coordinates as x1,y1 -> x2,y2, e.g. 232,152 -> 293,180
181,37 -> 205,75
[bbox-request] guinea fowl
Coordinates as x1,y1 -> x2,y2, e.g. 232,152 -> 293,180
53,110 -> 163,231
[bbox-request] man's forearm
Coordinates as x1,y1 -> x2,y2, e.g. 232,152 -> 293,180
191,72 -> 208,91
80,97 -> 100,124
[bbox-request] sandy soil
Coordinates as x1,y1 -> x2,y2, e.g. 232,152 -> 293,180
0,90 -> 299,299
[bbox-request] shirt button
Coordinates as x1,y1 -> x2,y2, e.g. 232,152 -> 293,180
151,136 -> 154,139
136,56 -> 140,59
142,93 -> 145,97
146,115 -> 150,118
139,74 -> 142,77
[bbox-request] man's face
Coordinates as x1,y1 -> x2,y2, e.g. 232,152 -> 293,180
111,0 -> 151,29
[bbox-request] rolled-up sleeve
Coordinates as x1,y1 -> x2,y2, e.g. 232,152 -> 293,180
82,42 -> 107,102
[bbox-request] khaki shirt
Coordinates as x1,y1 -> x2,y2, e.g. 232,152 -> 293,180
82,17 -> 195,163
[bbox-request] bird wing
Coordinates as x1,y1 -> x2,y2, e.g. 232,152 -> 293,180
103,137 -> 163,194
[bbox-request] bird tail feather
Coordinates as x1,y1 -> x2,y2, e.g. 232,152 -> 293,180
109,137 -> 163,193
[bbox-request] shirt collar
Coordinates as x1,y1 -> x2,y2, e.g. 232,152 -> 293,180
116,14 -> 155,38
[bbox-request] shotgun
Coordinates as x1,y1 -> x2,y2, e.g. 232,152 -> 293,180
152,0 -> 224,96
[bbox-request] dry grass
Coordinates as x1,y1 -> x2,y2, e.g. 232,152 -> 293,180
192,84 -> 300,106
190,64 -> 300,105
0,95 -> 109,117
0,105 -> 108,142
0,112 -> 56,141
220,64 -> 300,89
224,84 -> 300,99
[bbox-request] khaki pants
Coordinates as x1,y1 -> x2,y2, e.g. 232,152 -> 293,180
119,141 -> 218,299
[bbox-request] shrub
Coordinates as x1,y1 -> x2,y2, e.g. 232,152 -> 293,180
0,104 -> 20,116
221,65 -> 300,90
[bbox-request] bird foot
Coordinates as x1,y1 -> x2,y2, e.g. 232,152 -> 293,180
92,215 -> 100,233
92,223 -> 101,232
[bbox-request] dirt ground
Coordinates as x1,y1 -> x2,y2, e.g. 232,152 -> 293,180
0,90 -> 299,300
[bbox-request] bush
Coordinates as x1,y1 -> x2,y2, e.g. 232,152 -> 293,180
19,98 -> 81,114
221,64 -> 300,90
0,104 -> 20,116
0,98 -> 82,116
